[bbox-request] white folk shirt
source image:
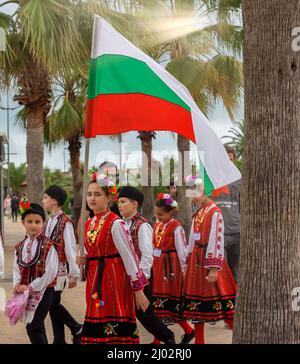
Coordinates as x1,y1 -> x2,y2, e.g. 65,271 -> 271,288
13,235 -> 59,324
124,216 -> 153,279
173,225 -> 188,272
111,219 -> 146,282
187,211 -> 225,270
44,210 -> 80,291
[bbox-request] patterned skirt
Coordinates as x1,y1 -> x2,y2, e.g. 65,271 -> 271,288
152,250 -> 184,321
81,257 -> 139,344
182,246 -> 236,322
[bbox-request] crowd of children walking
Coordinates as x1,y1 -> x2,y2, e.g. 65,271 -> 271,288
5,167 -> 237,345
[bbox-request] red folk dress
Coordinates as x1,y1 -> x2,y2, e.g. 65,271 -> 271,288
182,201 -> 236,322
81,210 -> 147,344
152,218 -> 187,321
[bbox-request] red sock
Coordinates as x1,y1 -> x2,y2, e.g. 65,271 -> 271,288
224,318 -> 234,330
151,337 -> 161,344
178,320 -> 193,334
194,323 -> 205,344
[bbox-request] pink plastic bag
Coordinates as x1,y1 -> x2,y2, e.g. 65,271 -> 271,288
5,289 -> 30,326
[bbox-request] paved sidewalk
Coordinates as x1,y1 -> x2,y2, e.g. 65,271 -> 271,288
0,217 -> 232,344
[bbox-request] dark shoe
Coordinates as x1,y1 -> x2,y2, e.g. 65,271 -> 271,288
72,327 -> 83,344
180,330 -> 195,344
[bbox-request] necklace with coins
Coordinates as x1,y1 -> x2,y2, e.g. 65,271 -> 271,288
87,211 -> 110,246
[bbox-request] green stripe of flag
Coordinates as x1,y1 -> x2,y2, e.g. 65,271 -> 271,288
88,54 -> 191,112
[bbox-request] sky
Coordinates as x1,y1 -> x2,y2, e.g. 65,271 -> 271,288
0,0 -> 240,171
0,95 -> 235,170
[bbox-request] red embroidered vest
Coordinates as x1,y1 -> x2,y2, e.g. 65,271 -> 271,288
193,202 -> 222,245
47,213 -> 75,264
153,219 -> 181,251
15,235 -> 56,287
129,214 -> 149,260
84,211 -> 120,256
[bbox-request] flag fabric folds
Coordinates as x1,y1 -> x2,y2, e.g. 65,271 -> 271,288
85,16 -> 241,194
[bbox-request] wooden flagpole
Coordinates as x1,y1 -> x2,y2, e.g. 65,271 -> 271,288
78,16 -> 102,280
79,138 -> 90,280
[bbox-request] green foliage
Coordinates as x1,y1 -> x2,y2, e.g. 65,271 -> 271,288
222,120 -> 244,169
44,168 -> 72,189
3,162 -> 27,194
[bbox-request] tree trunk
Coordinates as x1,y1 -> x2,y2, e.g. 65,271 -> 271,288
139,132 -> 155,225
233,0 -> 300,343
176,134 -> 192,237
26,111 -> 45,203
171,37 -> 192,236
68,133 -> 82,228
14,61 -> 51,204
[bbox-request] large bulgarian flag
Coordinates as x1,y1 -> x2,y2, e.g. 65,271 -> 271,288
85,16 -> 241,194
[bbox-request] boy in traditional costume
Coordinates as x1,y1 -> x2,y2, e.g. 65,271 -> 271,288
118,186 -> 175,344
76,174 -> 149,344
182,176 -> 236,344
13,202 -> 58,344
152,193 -> 194,344
42,185 -> 82,344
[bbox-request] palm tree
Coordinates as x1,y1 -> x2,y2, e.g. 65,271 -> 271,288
0,0 -> 158,206
233,0 -> 300,344
45,75 -> 86,227
0,0 -> 85,203
44,0 -> 159,225
137,131 -> 156,224
139,0 -> 243,234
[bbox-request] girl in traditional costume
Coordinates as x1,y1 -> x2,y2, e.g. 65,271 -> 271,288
152,193 -> 194,344
182,176 -> 236,344
76,174 -> 149,344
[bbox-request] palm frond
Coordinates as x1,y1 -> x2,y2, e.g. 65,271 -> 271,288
222,120 -> 244,159
17,0 -> 86,75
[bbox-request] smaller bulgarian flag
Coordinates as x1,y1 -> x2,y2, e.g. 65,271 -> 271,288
85,16 -> 241,195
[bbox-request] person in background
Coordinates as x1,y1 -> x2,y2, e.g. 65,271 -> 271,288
20,193 -> 27,205
99,161 -> 121,216
212,144 -> 241,283
4,194 -> 11,219
11,194 -> 19,223
168,181 -> 178,201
